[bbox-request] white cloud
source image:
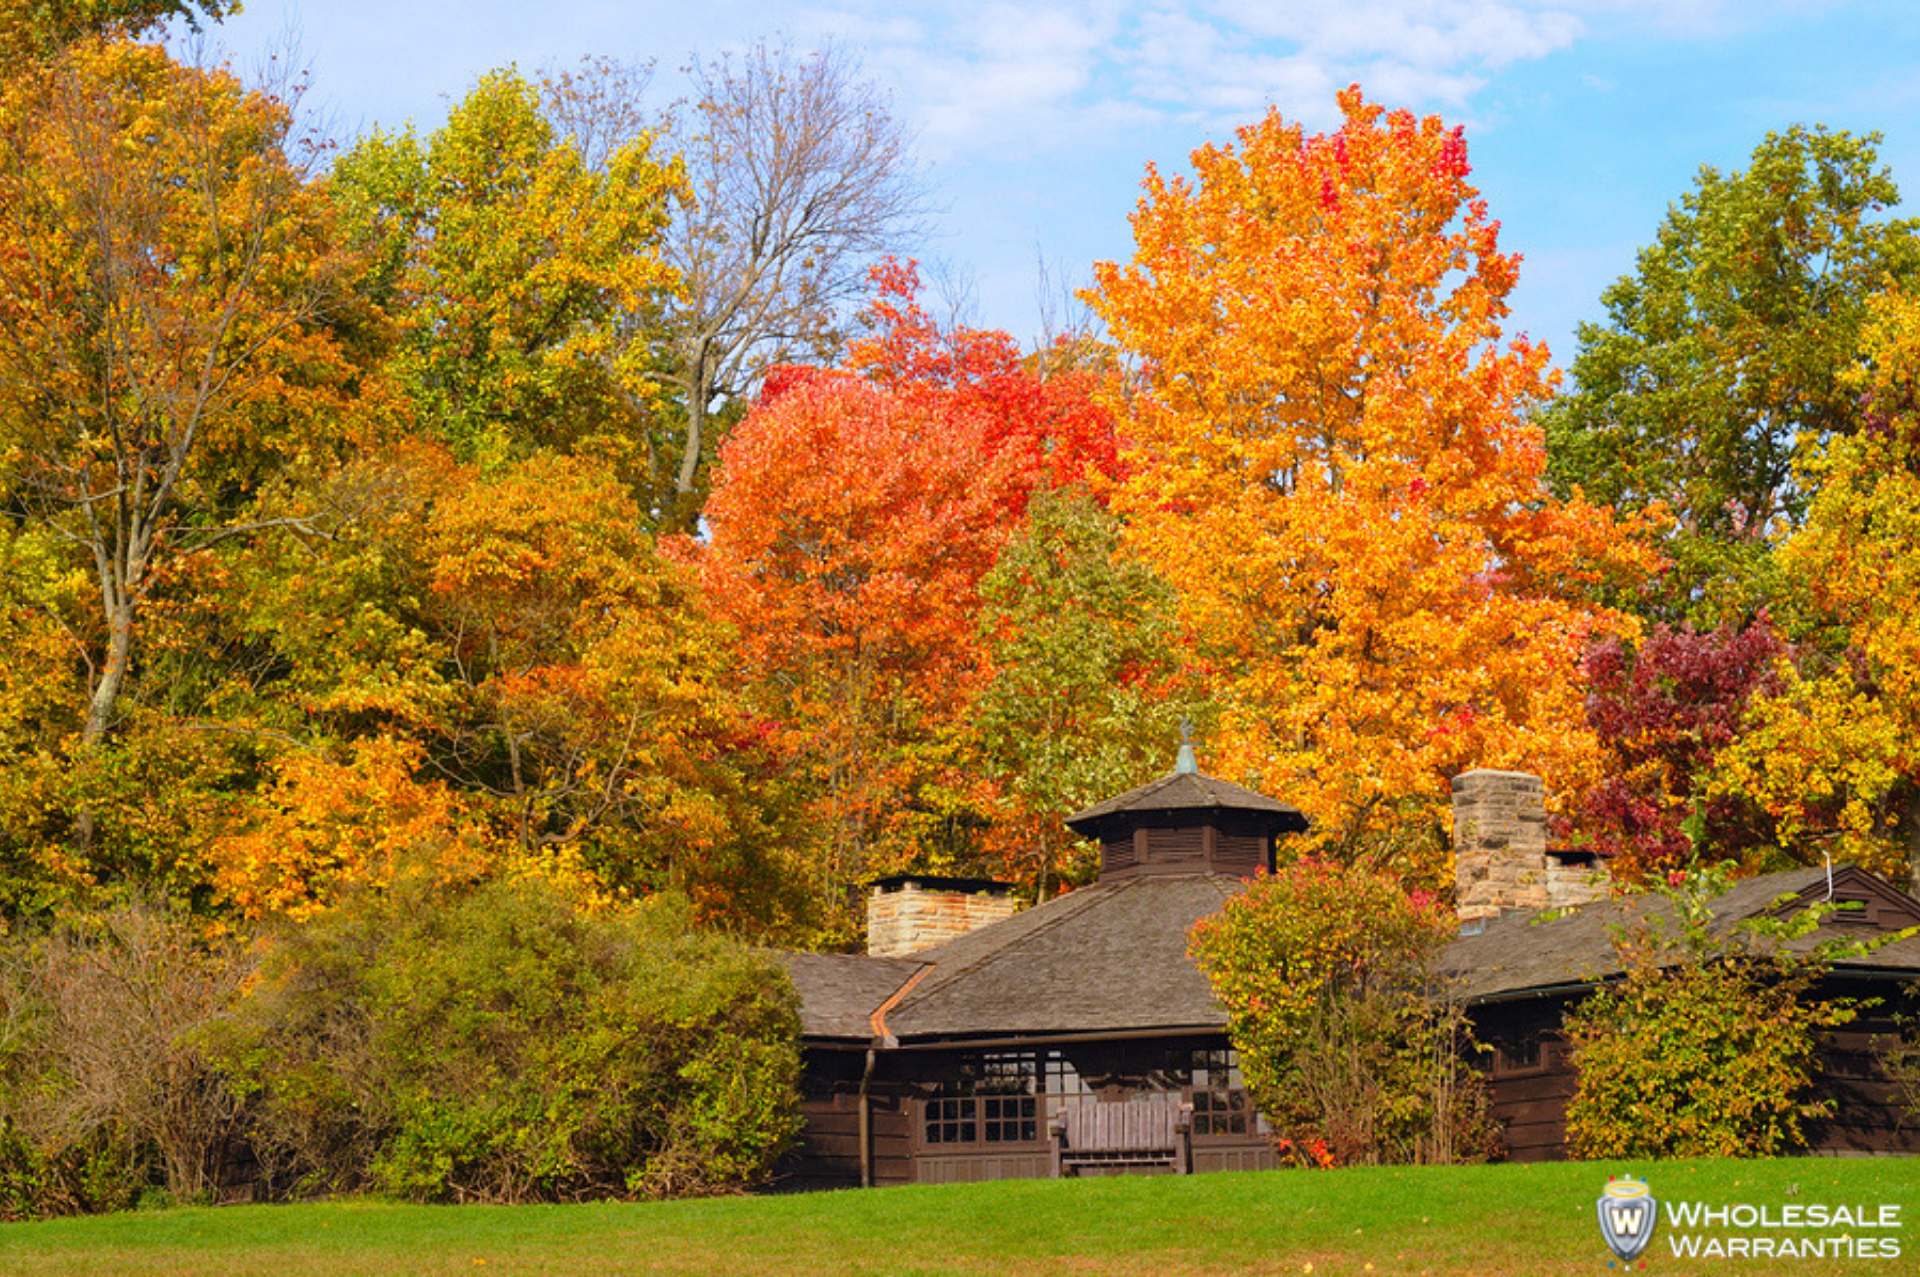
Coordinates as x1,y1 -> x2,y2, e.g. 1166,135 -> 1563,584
812,1 -> 1604,162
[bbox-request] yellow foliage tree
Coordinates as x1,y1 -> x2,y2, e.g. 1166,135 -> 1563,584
1715,288 -> 1920,888
204,734 -> 488,922
1088,87 -> 1656,872
0,38 -> 361,751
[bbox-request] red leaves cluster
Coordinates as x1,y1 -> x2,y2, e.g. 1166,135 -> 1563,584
1578,620 -> 1788,874
690,262 -> 1122,901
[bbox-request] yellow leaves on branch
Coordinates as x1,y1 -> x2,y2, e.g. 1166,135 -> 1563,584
1089,86 -> 1658,863
206,736 -> 488,922
1719,286 -> 1920,874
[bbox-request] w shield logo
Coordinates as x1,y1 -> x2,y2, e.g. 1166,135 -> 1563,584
1597,1177 -> 1658,1262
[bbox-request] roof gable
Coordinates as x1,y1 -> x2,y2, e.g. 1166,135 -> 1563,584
780,873 -> 1254,1044
882,874 -> 1244,1040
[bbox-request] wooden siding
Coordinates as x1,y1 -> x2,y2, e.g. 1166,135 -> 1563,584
916,1150 -> 1054,1183
1468,975 -> 1920,1162
1473,999 -> 1576,1162
781,1089 -> 915,1190
1803,982 -> 1920,1156
1193,1141 -> 1278,1174
1102,813 -> 1273,880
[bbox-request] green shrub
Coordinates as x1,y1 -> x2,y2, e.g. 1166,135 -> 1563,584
217,874 -> 802,1203
1189,861 -> 1496,1166
1882,990 -> 1920,1130
1564,864 -> 1868,1159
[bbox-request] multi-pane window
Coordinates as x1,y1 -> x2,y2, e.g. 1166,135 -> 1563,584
923,1096 -> 976,1144
923,1053 -> 1042,1145
1493,1033 -> 1543,1074
1184,1048 -> 1253,1135
921,1047 -> 1258,1144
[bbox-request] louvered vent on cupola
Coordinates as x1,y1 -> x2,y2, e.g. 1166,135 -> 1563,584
1064,742 -> 1309,881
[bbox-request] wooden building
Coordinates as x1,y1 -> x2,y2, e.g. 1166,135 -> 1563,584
780,761 -> 1920,1184
779,749 -> 1308,1188
1445,860 -> 1920,1160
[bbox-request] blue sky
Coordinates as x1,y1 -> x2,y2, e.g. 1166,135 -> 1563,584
188,1 -> 1918,374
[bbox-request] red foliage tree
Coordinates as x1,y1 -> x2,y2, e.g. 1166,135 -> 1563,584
1578,621 -> 1788,875
691,265 -> 1124,927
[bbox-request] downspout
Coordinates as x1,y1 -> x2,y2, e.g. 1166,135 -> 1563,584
860,965 -> 932,1189
859,1047 -> 876,1189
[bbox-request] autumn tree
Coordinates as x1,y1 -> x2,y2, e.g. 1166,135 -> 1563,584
651,40 -> 928,531
694,268 -> 1120,925
847,258 -> 1121,505
0,40 -> 360,759
1543,126 -> 1920,624
970,485 -> 1199,896
1713,287 -> 1920,890
202,446 -> 799,927
332,68 -> 681,466
1578,620 -> 1787,878
0,0 -> 233,66
694,371 -> 1007,926
418,454 -> 783,904
1089,87 -> 1655,876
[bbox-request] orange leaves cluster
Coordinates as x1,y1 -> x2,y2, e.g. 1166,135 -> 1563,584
1091,86 -> 1658,866
692,264 -> 1123,908
206,735 -> 487,922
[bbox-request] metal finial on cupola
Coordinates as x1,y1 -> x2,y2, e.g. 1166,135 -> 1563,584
1175,718 -> 1197,775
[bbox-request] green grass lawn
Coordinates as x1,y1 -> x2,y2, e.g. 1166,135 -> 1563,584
0,1158 -> 1912,1276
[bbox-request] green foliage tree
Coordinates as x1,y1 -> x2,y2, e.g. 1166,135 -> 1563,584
1188,861 -> 1496,1166
216,875 -> 803,1203
332,67 -> 681,469
971,485 -> 1202,895
1543,126 -> 1920,624
1563,864 -> 1875,1159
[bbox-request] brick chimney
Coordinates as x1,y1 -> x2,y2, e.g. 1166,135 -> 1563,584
1452,769 -> 1606,925
866,876 -> 1021,957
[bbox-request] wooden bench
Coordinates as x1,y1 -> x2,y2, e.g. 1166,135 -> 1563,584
1049,1097 -> 1192,1177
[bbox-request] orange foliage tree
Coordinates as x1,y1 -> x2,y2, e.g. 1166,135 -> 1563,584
203,734 -> 486,922
210,448 -> 802,929
1089,87 -> 1656,874
693,266 -> 1122,925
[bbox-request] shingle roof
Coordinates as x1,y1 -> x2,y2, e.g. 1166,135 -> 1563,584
1066,770 -> 1308,834
780,951 -> 927,1040
778,873 -> 1252,1044
1443,865 -> 1920,1003
882,874 -> 1243,1040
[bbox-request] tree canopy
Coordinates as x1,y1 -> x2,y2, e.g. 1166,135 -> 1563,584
1089,86 -> 1656,874
1543,126 -> 1920,624
3,35 -> 1919,936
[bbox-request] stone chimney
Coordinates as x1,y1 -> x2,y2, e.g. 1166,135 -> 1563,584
1452,769 -> 1607,925
866,876 -> 1021,957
